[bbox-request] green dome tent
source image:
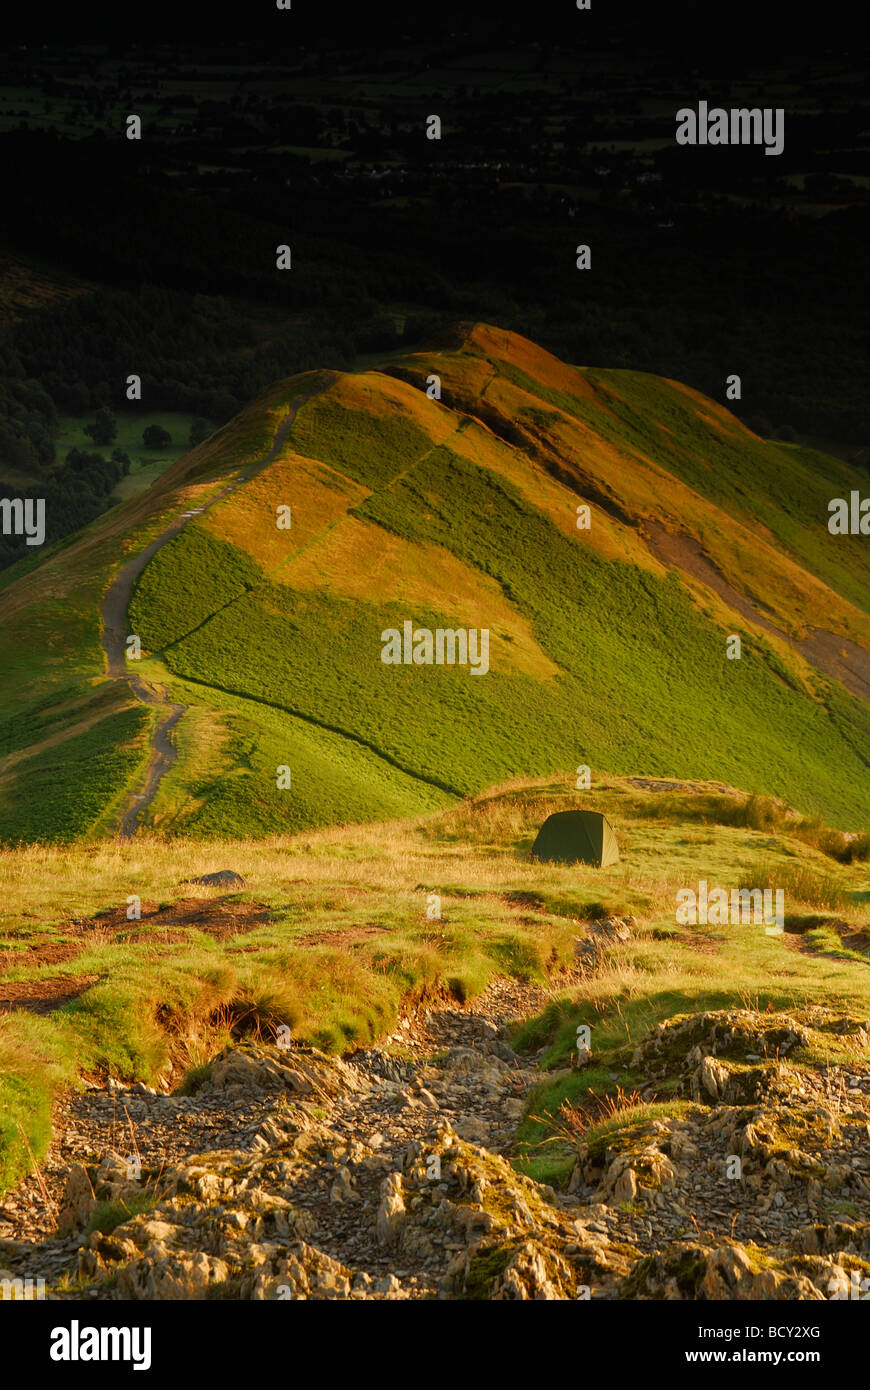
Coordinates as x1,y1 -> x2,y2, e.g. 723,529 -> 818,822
530,810 -> 619,867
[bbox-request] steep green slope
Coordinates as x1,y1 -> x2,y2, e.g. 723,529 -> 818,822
136,454 -> 870,826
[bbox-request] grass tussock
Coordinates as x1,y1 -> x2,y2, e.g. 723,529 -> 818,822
644,790 -> 870,863
88,1192 -> 158,1236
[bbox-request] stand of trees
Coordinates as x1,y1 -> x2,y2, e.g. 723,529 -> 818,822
0,446 -> 130,570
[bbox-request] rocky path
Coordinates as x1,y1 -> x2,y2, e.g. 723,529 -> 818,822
100,391 -> 316,839
1,926 -> 868,1300
0,974 -> 564,1297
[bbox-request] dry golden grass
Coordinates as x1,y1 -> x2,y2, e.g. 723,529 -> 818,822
324,368 -> 460,441
200,452 -> 369,569
460,322 -> 604,404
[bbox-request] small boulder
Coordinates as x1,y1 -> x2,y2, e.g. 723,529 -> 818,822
612,1166 -> 638,1203
185,870 -> 246,889
376,1173 -> 406,1246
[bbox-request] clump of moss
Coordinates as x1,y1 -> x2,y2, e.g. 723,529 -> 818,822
463,1243 -> 517,1299
619,1246 -> 708,1300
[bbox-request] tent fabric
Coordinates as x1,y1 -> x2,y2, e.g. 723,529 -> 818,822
530,810 -> 619,867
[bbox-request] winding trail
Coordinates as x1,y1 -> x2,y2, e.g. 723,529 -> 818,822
100,392 -> 317,839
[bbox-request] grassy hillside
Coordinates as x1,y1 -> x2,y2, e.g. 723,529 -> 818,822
0,325 -> 868,843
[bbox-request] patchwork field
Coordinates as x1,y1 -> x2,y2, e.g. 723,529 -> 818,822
0,324 -> 867,846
